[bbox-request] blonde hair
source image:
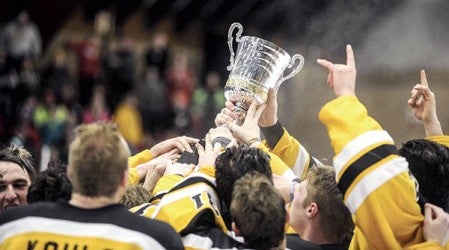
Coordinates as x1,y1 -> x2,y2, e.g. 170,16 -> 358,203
68,122 -> 129,197
119,184 -> 151,209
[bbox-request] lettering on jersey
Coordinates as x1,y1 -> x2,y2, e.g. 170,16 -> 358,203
27,240 -> 89,250
28,240 -> 38,249
206,192 -> 220,215
191,193 -> 204,209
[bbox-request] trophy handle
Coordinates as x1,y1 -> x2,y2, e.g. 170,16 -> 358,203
276,54 -> 305,88
227,22 -> 243,71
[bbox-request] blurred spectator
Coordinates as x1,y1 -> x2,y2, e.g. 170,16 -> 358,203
165,51 -> 195,133
33,89 -> 68,146
191,70 -> 225,136
103,34 -> 137,111
145,31 -> 169,76
32,89 -> 68,169
82,84 -> 111,124
18,57 -> 39,98
40,47 -> 74,104
113,92 -> 143,154
0,10 -> 42,73
65,35 -> 101,107
137,66 -> 170,139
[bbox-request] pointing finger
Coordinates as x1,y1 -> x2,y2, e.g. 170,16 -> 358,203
420,70 -> 428,87
346,44 -> 355,68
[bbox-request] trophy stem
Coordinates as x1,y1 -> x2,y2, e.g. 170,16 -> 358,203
234,101 -> 248,126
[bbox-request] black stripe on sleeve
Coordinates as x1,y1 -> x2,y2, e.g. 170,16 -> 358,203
337,144 -> 398,195
260,121 -> 284,149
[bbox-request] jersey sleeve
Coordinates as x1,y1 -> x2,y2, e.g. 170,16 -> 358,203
319,95 -> 425,249
262,121 -> 321,180
258,143 -> 297,181
426,135 -> 449,148
127,149 -> 154,184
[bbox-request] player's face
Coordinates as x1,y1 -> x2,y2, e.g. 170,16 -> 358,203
0,161 -> 31,211
288,181 -> 309,234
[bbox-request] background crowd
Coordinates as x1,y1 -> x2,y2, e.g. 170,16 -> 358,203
1,3 -> 449,250
0,10 -> 225,171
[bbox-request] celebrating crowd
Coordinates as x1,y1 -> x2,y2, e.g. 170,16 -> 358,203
1,10 -> 449,250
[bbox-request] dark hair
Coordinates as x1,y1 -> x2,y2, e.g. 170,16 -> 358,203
399,139 -> 449,211
231,173 -> 285,249
0,144 -> 35,182
27,160 -> 72,203
215,145 -> 272,211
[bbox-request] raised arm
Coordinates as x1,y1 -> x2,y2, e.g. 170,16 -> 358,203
317,45 -> 425,249
408,70 -> 443,137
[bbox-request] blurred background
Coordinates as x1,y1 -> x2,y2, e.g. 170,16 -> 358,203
0,0 -> 448,170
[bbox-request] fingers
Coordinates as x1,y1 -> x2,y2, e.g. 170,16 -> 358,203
195,143 -> 205,160
178,136 -> 193,153
428,203 -> 445,218
225,100 -> 235,110
254,103 -> 267,121
326,72 -> 333,87
421,70 -> 428,87
143,164 -> 166,192
227,138 -> 238,148
215,107 -> 238,127
316,58 -> 334,70
181,135 -> 199,145
346,44 -> 355,68
268,87 -> 278,101
412,84 -> 432,103
424,203 -> 433,222
204,133 -> 212,152
246,102 -> 258,120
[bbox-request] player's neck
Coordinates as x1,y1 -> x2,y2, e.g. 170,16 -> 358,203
69,193 -> 118,209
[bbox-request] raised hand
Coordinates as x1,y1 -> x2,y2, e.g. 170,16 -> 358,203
408,70 -> 442,136
134,150 -> 179,182
227,102 -> 266,145
196,133 -> 223,168
142,163 -> 166,194
215,101 -> 238,127
150,136 -> 199,157
317,44 -> 357,97
423,203 -> 449,246
163,161 -> 195,177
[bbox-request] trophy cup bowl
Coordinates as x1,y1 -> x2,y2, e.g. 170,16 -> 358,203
225,22 -> 305,125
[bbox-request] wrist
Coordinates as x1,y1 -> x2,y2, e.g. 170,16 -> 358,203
260,118 -> 278,128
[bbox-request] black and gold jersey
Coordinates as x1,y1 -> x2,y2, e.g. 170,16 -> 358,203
0,201 -> 184,250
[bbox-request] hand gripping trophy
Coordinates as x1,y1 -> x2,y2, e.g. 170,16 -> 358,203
225,22 -> 305,124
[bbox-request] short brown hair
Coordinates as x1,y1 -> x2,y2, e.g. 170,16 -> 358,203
0,144 -> 35,181
231,172 -> 285,249
68,122 -> 129,197
303,165 -> 353,243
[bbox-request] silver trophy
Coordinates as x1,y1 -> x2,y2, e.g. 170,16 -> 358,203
225,22 -> 305,124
